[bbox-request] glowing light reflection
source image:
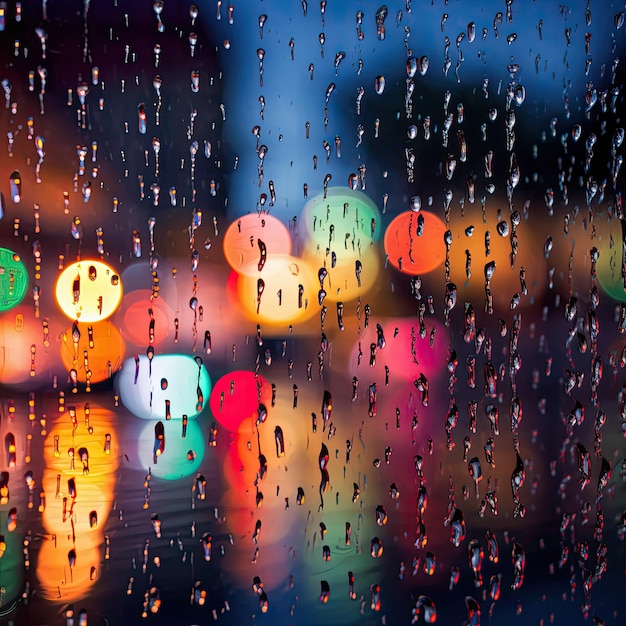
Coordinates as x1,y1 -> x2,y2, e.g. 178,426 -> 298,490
39,406 -> 118,602
0,247 -> 28,311
55,260 -> 123,322
228,255 -> 319,326
384,210 -> 447,275
209,371 -> 270,432
223,213 -> 292,275
59,320 -> 125,384
117,354 -> 211,420
136,418 -> 204,480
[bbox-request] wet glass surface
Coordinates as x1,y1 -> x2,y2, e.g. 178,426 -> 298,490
0,1 -> 626,625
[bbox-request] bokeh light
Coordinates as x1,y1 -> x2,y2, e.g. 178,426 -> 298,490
344,317 -> 449,383
596,216 -> 626,301
118,289 -> 175,347
447,200 -> 549,309
302,188 -> 382,246
301,188 -> 383,300
36,539 -> 102,603
209,371 -> 270,432
0,526 -> 24,611
0,305 -> 52,384
117,354 -> 211,420
383,211 -> 447,275
59,320 -> 125,384
39,406 -> 118,602
0,248 -> 28,311
223,213 -> 292,275
136,418 -> 204,480
55,260 -> 123,322
228,254 -> 320,326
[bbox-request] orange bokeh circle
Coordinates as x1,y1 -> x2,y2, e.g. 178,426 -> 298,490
223,213 -> 292,275
231,254 -> 320,326
59,320 -> 125,383
383,211 -> 446,275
